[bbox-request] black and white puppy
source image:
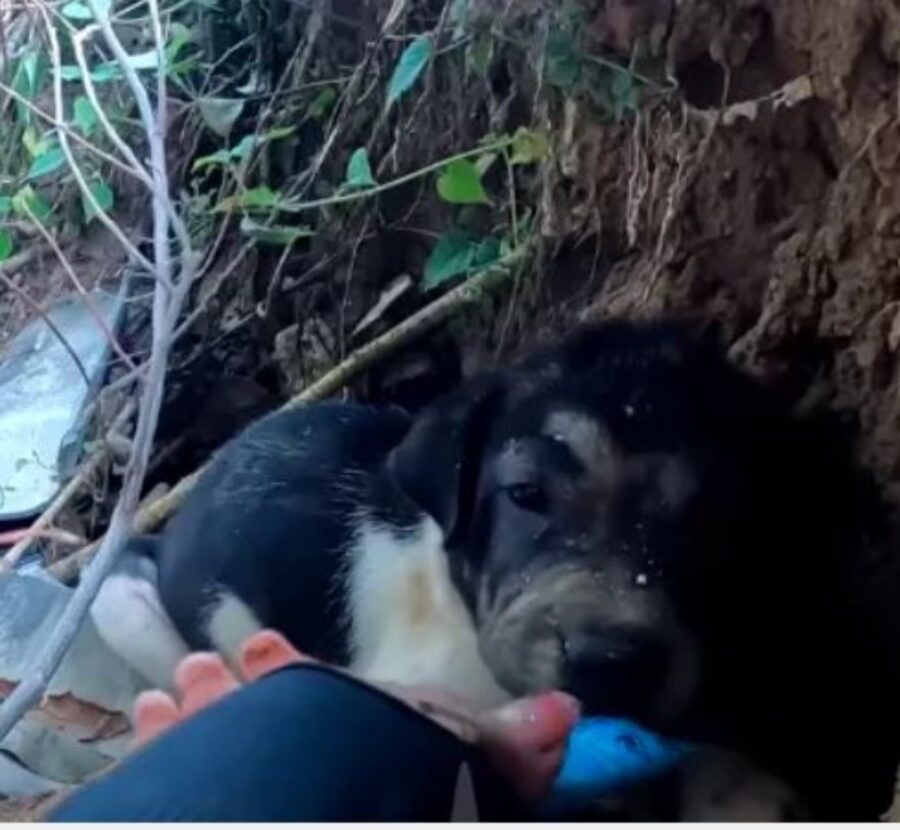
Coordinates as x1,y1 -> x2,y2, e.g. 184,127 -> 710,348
92,402 -> 507,706
93,321 -> 900,819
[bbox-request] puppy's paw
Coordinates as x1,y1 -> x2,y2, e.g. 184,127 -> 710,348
678,750 -> 808,821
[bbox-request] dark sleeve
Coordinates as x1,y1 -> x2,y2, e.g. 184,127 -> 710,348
49,665 -> 522,822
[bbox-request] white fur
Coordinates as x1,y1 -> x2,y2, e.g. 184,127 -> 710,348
205,591 -> 265,670
93,517 -> 508,710
91,572 -> 190,691
347,515 -> 509,709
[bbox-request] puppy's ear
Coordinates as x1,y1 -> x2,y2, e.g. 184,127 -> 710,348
388,374 -> 505,543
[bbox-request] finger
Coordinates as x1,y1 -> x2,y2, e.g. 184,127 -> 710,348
477,692 -> 581,800
133,690 -> 180,747
174,652 -> 240,717
371,682 -> 480,742
238,629 -> 312,682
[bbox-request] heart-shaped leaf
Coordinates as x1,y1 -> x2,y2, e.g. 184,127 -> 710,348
436,158 -> 489,205
345,148 -> 377,189
198,97 -> 244,138
82,180 -> 114,223
510,128 -> 550,165
386,36 -> 432,107
28,147 -> 66,180
12,186 -> 52,222
423,230 -> 500,289
73,96 -> 97,135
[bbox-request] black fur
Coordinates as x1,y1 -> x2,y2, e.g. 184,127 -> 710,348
135,402 -> 422,664
390,320 -> 900,819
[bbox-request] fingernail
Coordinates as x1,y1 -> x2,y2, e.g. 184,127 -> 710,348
497,691 -> 581,727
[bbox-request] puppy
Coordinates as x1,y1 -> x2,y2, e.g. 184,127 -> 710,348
94,321 -> 900,819
92,401 -> 507,706
387,320 -> 900,819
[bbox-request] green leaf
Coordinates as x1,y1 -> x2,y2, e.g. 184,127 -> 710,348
265,126 -> 296,142
467,30 -> 493,77
193,134 -> 256,172
238,185 -> 280,209
60,63 -> 122,83
192,148 -> 234,171
61,2 -> 93,19
0,229 -> 13,261
306,87 -> 337,121
28,147 -> 66,179
166,22 -> 192,64
345,148 -> 376,189
611,69 -> 639,120
231,133 -> 259,161
82,180 -> 114,223
386,36 -> 432,108
239,217 -> 313,246
126,50 -> 159,70
510,128 -> 550,165
436,158 -> 489,205
73,96 -> 97,135
198,97 -> 244,137
22,127 -> 46,158
0,197 -> 11,218
450,0 -> 469,39
11,50 -> 45,124
423,230 -> 500,289
12,186 -> 52,223
192,129 -> 293,173
62,0 -> 111,20
214,185 -> 281,213
545,28 -> 580,89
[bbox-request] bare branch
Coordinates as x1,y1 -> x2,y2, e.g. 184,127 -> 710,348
23,204 -> 138,373
0,269 -> 91,387
0,0 -> 199,742
36,4 -> 158,277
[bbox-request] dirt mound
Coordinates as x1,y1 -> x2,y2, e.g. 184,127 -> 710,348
552,0 -> 900,503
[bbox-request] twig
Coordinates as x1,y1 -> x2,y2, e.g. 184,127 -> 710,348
49,245 -> 530,583
23,204 -> 138,373
37,6 -> 157,278
0,243 -> 49,276
0,527 -> 86,550
0,78 -> 142,178
0,270 -> 91,388
0,402 -> 135,573
0,0 -> 198,743
279,135 -> 518,214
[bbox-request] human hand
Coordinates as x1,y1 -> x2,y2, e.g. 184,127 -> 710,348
133,630 -> 581,802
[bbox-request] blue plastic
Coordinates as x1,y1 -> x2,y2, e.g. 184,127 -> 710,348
542,716 -> 692,814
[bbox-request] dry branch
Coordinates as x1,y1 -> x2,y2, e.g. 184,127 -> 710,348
0,0 -> 197,743
49,246 -> 529,583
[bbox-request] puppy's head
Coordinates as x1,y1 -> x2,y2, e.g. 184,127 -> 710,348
390,321 -> 815,727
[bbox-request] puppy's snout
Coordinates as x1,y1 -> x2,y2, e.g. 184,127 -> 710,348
562,628 -> 668,716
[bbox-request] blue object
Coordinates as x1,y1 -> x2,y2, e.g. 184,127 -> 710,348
542,717 -> 693,814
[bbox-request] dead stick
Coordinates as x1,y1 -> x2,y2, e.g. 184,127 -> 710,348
49,246 -> 528,583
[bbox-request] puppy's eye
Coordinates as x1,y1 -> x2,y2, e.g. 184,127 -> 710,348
506,483 -> 549,513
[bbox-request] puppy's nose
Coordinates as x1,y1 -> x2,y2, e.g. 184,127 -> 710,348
562,630 -> 667,716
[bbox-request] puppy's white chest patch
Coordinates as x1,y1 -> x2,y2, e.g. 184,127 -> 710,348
347,516 -> 508,709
